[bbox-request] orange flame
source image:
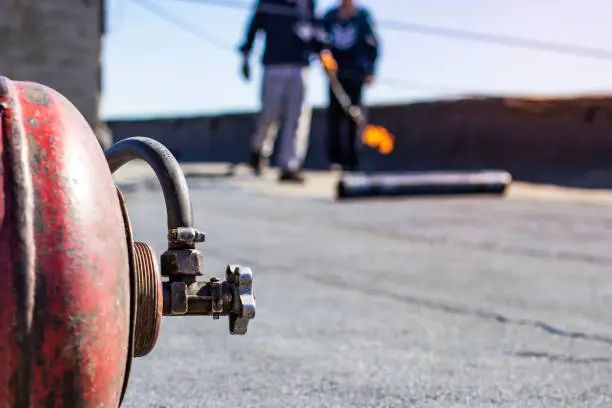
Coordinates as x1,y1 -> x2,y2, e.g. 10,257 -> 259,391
319,50 -> 338,72
362,125 -> 394,154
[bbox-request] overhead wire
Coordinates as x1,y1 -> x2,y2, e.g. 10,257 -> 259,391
131,0 -> 235,51
378,20 -> 612,61
130,0 -> 612,96
171,0 -> 612,61
127,0 -> 480,95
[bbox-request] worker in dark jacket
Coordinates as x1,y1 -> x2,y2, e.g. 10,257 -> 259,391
239,0 -> 326,183
322,0 -> 379,172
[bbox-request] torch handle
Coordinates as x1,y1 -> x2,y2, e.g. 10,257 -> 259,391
326,70 -> 368,129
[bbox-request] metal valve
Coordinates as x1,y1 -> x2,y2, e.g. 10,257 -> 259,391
107,136 -> 257,365
162,264 -> 255,335
160,227 -> 255,335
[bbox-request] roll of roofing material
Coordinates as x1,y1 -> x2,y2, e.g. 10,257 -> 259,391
336,170 -> 512,200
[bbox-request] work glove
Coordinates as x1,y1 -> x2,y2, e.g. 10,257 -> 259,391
362,60 -> 375,85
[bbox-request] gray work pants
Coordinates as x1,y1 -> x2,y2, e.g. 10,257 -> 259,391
251,64 -> 311,172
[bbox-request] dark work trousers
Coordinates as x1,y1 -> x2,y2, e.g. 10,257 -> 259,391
326,75 -> 364,171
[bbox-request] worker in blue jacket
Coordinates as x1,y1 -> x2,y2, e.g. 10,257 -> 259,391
239,0 -> 326,183
322,0 -> 379,172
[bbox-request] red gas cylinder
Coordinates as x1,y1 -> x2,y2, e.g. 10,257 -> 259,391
0,77 -> 130,406
0,77 -> 256,408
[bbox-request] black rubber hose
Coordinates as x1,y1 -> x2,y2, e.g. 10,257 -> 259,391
105,137 -> 193,231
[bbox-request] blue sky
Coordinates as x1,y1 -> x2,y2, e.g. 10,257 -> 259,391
100,0 -> 612,119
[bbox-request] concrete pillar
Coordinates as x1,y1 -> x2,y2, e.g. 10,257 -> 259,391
0,0 -> 111,149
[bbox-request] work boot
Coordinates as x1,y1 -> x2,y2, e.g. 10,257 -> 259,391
278,169 -> 305,184
249,149 -> 264,176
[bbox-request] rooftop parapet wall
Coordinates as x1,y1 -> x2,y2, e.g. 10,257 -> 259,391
108,95 -> 612,188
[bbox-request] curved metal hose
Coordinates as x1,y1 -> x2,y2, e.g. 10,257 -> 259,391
105,137 -> 193,236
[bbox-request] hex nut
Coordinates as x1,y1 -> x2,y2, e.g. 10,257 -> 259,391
161,249 -> 204,277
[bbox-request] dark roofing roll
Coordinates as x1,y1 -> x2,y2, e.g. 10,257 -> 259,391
336,170 -> 512,200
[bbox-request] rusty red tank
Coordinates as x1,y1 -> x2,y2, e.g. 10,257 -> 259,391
0,75 -> 257,408
0,77 -> 131,407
